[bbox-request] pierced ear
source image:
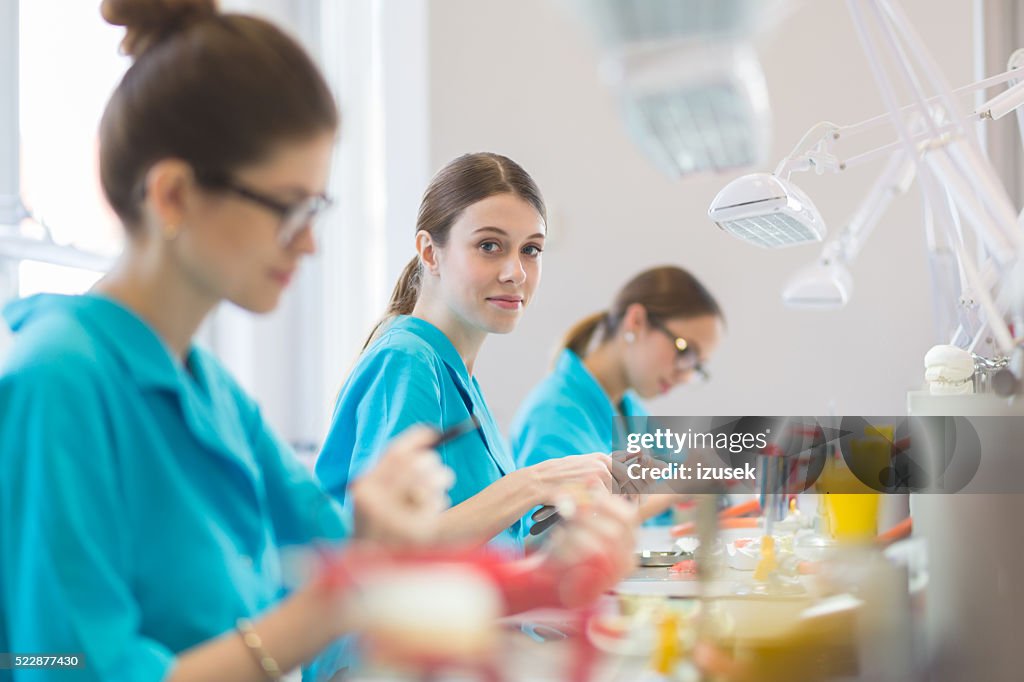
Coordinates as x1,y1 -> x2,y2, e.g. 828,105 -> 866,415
622,302 -> 648,335
415,230 -> 439,275
142,159 -> 195,233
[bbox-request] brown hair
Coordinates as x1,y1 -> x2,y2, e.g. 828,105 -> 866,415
99,0 -> 338,229
362,152 -> 547,349
562,266 -> 723,356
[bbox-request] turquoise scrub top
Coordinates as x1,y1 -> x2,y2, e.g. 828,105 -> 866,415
510,349 -> 650,467
0,294 -> 348,682
509,349 -> 674,526
316,315 -> 523,551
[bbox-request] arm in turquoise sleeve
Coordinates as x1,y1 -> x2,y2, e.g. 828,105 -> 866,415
0,365 -> 175,682
513,400 -> 607,469
317,345 -> 442,503
352,347 -> 444,477
245,403 -> 350,547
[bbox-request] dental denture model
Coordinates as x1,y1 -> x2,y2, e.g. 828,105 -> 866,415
314,546 -> 616,682
924,344 -> 974,395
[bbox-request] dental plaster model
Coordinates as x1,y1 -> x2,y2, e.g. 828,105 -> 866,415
924,344 -> 974,395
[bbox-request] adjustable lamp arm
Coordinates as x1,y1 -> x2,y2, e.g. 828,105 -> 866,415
831,149 -> 917,263
773,67 -> 1024,181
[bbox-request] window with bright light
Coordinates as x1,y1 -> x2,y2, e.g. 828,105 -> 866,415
15,0 -> 127,294
3,0 -> 412,447
18,261 -> 103,298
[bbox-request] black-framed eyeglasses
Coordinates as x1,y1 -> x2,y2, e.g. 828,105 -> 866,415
197,173 -> 333,246
648,317 -> 709,381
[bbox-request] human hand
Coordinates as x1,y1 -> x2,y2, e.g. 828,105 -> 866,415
525,452 -> 614,504
539,488 -> 638,606
609,448 -> 672,496
349,426 -> 454,546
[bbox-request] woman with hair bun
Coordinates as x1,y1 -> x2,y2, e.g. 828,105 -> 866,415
510,266 -> 725,520
0,2 -> 453,680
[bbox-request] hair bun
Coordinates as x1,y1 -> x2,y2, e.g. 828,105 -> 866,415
101,0 -> 218,59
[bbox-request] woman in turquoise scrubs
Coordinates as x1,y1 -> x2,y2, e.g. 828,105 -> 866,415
510,266 -> 725,520
317,153 -> 615,552
1,5 -> 639,680
0,2 -> 452,680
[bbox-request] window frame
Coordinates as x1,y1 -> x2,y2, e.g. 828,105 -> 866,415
1,0 -> 430,458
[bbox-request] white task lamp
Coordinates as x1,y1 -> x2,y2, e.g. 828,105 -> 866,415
709,66 -> 1024,248
782,150 -> 916,308
842,7 -> 1024,681
709,62 -> 1024,324
706,172 -> 826,248
845,0 -> 1024,364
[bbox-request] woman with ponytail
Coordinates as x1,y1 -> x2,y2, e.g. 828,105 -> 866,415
509,267 -> 725,519
317,153 -> 619,552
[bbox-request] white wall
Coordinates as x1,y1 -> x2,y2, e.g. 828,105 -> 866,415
424,0 -> 976,426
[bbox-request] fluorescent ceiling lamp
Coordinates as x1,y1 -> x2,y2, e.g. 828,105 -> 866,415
570,0 -> 769,49
707,172 -> 826,248
608,42 -> 771,177
566,0 -> 780,179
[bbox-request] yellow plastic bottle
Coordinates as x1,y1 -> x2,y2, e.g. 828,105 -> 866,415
820,426 -> 890,542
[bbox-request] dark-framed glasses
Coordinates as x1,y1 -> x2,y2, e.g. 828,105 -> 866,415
198,173 -> 333,246
648,317 -> 709,381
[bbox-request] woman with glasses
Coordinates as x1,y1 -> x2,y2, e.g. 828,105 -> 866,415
510,266 -> 724,522
0,2 -> 456,680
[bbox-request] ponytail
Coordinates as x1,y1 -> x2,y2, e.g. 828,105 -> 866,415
561,312 -> 608,357
558,266 -> 723,361
362,256 -> 422,351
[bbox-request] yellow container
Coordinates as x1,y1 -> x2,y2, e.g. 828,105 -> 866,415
818,429 -> 890,542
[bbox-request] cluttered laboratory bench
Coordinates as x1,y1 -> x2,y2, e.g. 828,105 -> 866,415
343,494 -> 924,682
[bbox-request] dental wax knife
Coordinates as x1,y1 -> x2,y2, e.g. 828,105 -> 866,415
431,414 -> 483,448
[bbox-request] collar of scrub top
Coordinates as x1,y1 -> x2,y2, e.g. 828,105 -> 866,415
6,293 -> 264,484
390,315 -> 472,384
389,315 -> 515,476
90,293 -> 211,390
4,292 -> 206,391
